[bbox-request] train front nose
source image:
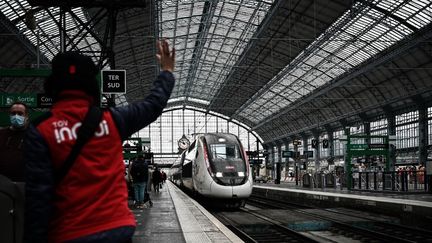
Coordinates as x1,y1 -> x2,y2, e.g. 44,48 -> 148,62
214,171 -> 246,186
208,175 -> 252,198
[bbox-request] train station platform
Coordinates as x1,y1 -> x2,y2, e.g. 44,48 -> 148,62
131,181 -> 243,243
252,181 -> 432,228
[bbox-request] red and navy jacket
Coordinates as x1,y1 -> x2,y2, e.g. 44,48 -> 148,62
24,71 -> 174,243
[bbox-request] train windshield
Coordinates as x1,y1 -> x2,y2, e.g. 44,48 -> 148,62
208,143 -> 246,173
210,144 -> 241,160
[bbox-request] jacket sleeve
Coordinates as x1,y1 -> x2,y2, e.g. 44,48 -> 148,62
110,71 -> 175,140
24,124 -> 54,243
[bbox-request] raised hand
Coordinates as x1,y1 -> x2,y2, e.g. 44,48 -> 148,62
156,39 -> 175,73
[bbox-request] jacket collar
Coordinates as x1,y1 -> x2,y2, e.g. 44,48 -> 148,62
52,90 -> 95,110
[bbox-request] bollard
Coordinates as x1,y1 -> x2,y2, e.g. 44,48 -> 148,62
358,172 -> 362,190
366,172 -> 369,190
333,174 -> 337,189
374,172 -> 377,190
322,174 -> 325,189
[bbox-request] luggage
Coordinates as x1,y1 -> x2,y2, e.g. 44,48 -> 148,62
143,191 -> 152,207
0,175 -> 25,243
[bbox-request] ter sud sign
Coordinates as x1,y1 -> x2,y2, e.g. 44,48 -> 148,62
101,70 -> 126,94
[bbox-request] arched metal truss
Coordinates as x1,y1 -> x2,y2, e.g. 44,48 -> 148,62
1,0 -> 432,147
162,106 -> 264,145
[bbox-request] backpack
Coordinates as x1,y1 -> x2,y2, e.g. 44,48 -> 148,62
130,160 -> 148,182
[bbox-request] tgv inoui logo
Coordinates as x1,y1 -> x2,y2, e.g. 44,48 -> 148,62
53,120 -> 110,144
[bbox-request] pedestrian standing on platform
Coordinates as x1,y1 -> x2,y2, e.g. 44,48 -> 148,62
418,165 -> 425,184
24,39 -> 175,243
148,165 -> 153,192
130,155 -> 149,209
0,101 -> 29,243
161,170 -> 167,184
152,167 -> 162,192
126,157 -> 136,201
0,101 -> 30,182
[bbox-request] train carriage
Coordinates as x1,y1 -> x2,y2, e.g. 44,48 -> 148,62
170,133 -> 252,208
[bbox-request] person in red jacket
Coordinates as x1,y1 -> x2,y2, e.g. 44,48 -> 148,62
24,39 -> 175,243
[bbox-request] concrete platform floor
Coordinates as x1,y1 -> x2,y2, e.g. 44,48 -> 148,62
131,183 -> 186,243
130,181 -> 243,243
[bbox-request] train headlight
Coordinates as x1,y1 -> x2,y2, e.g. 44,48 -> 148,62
238,172 -> 245,177
216,172 -> 223,177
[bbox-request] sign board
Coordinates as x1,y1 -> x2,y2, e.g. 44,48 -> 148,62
0,93 -> 37,107
303,151 -> 313,158
282,150 -> 293,158
311,139 -> 318,149
348,144 -> 389,150
348,144 -> 369,150
368,143 -> 389,149
293,140 -> 301,146
322,139 -> 329,148
123,146 -> 141,152
0,93 -> 54,108
37,94 -> 53,108
101,70 -> 126,94
250,159 -> 263,165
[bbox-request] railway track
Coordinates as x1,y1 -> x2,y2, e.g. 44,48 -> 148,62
244,195 -> 432,242
214,209 -> 320,243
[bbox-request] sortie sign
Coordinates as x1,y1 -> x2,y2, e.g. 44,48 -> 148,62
0,94 -> 37,107
101,70 -> 126,94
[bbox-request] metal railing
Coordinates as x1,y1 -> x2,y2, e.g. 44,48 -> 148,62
300,170 -> 429,193
351,170 -> 427,192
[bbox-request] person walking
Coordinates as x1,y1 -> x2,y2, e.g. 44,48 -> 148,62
129,155 -> 149,209
161,170 -> 167,184
24,39 -> 175,243
152,167 -> 162,193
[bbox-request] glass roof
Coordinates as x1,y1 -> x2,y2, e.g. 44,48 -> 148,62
158,0 -> 275,103
0,0 -> 131,104
0,0 -> 101,61
1,0 -> 431,120
236,0 -> 432,124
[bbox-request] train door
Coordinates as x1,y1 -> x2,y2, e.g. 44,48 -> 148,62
181,143 -> 195,189
182,140 -> 197,190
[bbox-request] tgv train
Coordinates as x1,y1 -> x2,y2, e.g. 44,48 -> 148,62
170,133 -> 252,208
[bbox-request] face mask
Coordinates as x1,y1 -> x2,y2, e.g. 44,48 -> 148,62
10,115 -> 25,128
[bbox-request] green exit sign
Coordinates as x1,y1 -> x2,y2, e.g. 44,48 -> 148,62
349,144 -> 369,150
0,93 -> 37,107
282,151 -> 293,158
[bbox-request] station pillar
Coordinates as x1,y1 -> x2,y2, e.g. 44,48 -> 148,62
275,143 -> 281,184
387,114 -> 396,170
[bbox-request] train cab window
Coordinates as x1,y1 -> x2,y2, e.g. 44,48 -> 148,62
208,143 -> 246,184
209,144 -> 241,160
